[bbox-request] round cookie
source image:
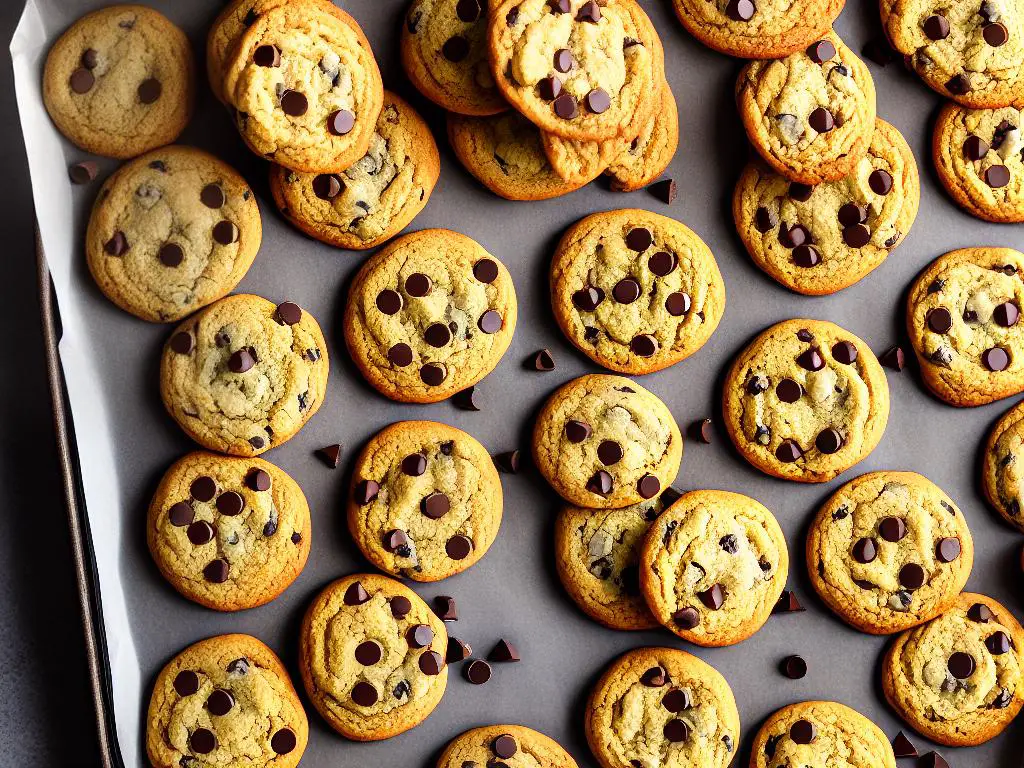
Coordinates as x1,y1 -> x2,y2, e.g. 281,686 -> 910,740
222,0 -> 384,173
722,319 -> 890,483
749,701 -> 895,768
982,398 -> 1024,531
438,725 -> 579,768
906,247 -> 1024,406
933,102 -> 1024,224
344,228 -> 516,403
43,5 -> 194,159
86,146 -> 261,323
299,573 -> 448,741
606,84 -> 680,192
807,471 -> 973,635
147,451 -> 310,611
160,294 -> 329,456
401,0 -> 509,115
270,91 -> 440,250
348,421 -> 502,582
882,592 -> 1024,746
146,634 -> 308,768
737,32 -> 877,184
533,374 -> 683,509
585,647 -> 740,768
554,488 -> 681,630
880,0 -> 1024,109
734,118 -> 920,295
487,0 -> 664,142
551,209 -> 725,375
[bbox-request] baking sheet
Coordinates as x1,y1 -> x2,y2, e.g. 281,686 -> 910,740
12,0 -> 1024,765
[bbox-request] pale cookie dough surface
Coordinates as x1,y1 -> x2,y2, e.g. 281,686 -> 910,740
541,128 -> 626,185
586,647 -> 740,768
438,725 -> 579,768
347,421 -> 503,582
43,5 -> 194,159
343,228 -> 517,402
86,146 -> 261,323
734,118 -> 919,296
146,634 -> 308,768
934,102 -> 1024,223
722,319 -> 890,483
160,294 -> 329,456
807,471 -> 973,635
299,574 -> 448,741
906,247 -> 1024,406
533,374 -> 683,509
640,490 -> 788,646
551,209 -> 725,375
606,83 -> 680,192
882,593 -> 1024,746
270,91 -> 440,250
737,32 -> 876,184
982,398 -> 1024,531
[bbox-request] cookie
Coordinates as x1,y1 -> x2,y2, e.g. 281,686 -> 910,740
749,701 -> 895,768
487,0 -> 664,142
881,592 -> 1024,746
933,102 -> 1024,224
146,634 -> 308,768
585,647 -> 740,768
736,32 -> 877,184
438,725 -> 579,768
401,0 -> 509,115
160,294 -> 329,456
533,374 -> 683,509
147,451 -> 310,611
551,209 -> 725,375
733,118 -> 919,295
86,146 -> 262,323
299,573 -> 448,741
982,399 -> 1024,531
222,0 -> 384,173
880,0 -> 1024,109
722,319 -> 890,483
906,247 -> 1024,406
269,91 -> 440,250
43,5 -> 194,159
807,471 -> 973,635
347,421 -> 502,582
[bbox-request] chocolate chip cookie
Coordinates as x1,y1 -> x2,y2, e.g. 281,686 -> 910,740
737,32 -> 877,184
982,399 -> 1024,531
146,634 -> 307,768
734,118 -> 919,295
722,319 -> 890,482
43,5 -> 194,159
882,592 -> 1024,746
160,294 -> 329,456
906,247 -> 1024,406
299,573 -> 448,740
438,725 -> 579,768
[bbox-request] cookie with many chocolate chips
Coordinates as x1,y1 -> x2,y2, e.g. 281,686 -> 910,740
906,247 -> 1024,406
734,118 -> 920,295
270,91 -> 440,250
146,634 -> 308,768
147,451 -> 310,611
982,399 -> 1024,531
807,471 -> 973,635
43,5 -> 194,159
551,209 -> 725,375
586,647 -> 740,768
160,294 -> 329,456
722,319 -> 890,482
347,421 -> 502,581
438,724 -> 579,768
533,374 -> 683,509
882,593 -> 1024,746
299,574 -> 448,740
737,32 -> 876,184
343,229 -> 517,402
640,490 -> 788,646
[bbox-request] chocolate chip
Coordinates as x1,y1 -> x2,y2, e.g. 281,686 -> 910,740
595,440 -> 622,466
869,169 -> 893,195
625,227 -> 654,251
935,537 -> 961,562
105,231 -> 129,256
564,420 -> 591,443
635,473 -> 659,499
922,14 -> 950,40
994,302 -> 1020,328
189,728 -> 217,754
983,346 -> 1011,371
778,224 -> 810,248
254,44 -> 281,67
796,347 -> 824,371
585,88 -> 610,114
446,534 -> 472,560
423,322 -> 451,348
465,659 -> 491,684
927,307 -> 953,334
387,343 -> 412,367
275,301 -> 302,326
775,440 -> 802,463
663,719 -> 690,743
773,590 -> 805,613
661,688 -> 691,712
406,273 -> 431,296
984,21 -> 1008,46
488,638 -> 519,662
442,35 -> 470,62
421,362 -> 448,385
807,39 -> 836,63
390,595 -> 412,619
665,292 -> 691,316
407,624 -> 435,649
831,341 -> 858,365
788,182 -> 814,202
815,428 -> 843,454
313,173 -> 343,200
206,688 -> 235,716
190,476 -> 217,503
447,637 -> 473,663
576,0 -> 601,21
691,418 -> 713,444
986,165 -> 1011,188
80,48 -> 98,69
781,655 -> 807,679
354,640 -> 382,666
792,244 -> 821,268
573,286 -> 604,311
213,220 -> 239,245
947,651 -> 975,679
479,310 -> 503,334
421,492 -> 450,519
986,630 -> 1012,656
187,520 -> 214,545
899,562 -> 926,589
173,669 -> 200,697
587,470 -> 613,496
879,516 -> 907,542
969,602 -> 995,622
648,179 -> 677,204
553,48 -> 574,73
137,78 -> 162,104
69,161 -> 98,184
630,334 -> 658,357
553,92 -> 578,119
538,75 -> 562,101
698,583 -> 725,610
838,203 -> 868,227
842,223 -> 871,249
351,681 -> 378,706
892,731 -> 918,759
280,90 -> 308,116
808,107 -> 834,133
776,378 -> 802,403
216,491 -> 244,516
344,581 -> 370,606
271,728 -> 296,755
549,0 -> 571,12
528,348 -> 555,373
203,558 -> 229,583
880,345 -> 905,371
852,537 -> 877,563
70,68 -> 94,93
473,258 -> 499,283
645,252 -> 677,279
383,529 -> 409,555
673,607 -> 700,629
946,74 -> 969,95
493,734 -> 518,759
726,0 -> 755,21
170,331 -> 194,355
641,666 -> 666,686
754,207 -> 779,233
168,501 -> 194,527
228,348 -> 255,373
456,0 -> 481,21
964,135 -> 989,161
920,751 -> 949,768
790,720 -> 816,744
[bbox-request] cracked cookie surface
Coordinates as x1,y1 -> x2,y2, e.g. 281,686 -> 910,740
146,634 -> 307,768
299,573 -> 448,740
982,399 -> 1024,531
160,294 -> 329,456
438,725 -> 579,768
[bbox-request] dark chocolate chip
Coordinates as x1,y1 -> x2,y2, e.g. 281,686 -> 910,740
565,419 -> 591,443
189,728 -> 217,754
203,558 -> 229,583
673,607 -> 700,629
986,165 -> 1011,188
351,681 -> 378,706
271,728 -> 296,755
983,346 -> 1011,371
479,310 -> 503,334
935,537 -> 961,562
780,655 -> 807,679
947,651 -> 975,679
138,78 -> 162,104
630,334 -> 657,357
465,659 -> 491,684
280,90 -> 308,116
446,535 -> 472,560
553,92 -> 578,119
898,562 -> 925,590
922,14 -> 950,40
344,581 -> 370,606
879,516 -> 907,542
587,470 -> 613,496
869,169 -> 893,195
254,44 -> 281,67
442,35 -> 470,62
625,227 -> 654,251
775,440 -> 802,463
648,179 -> 676,204
852,537 -> 878,563
388,343 -> 413,367
807,39 -> 837,63
790,720 -> 816,744
488,639 -> 519,662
